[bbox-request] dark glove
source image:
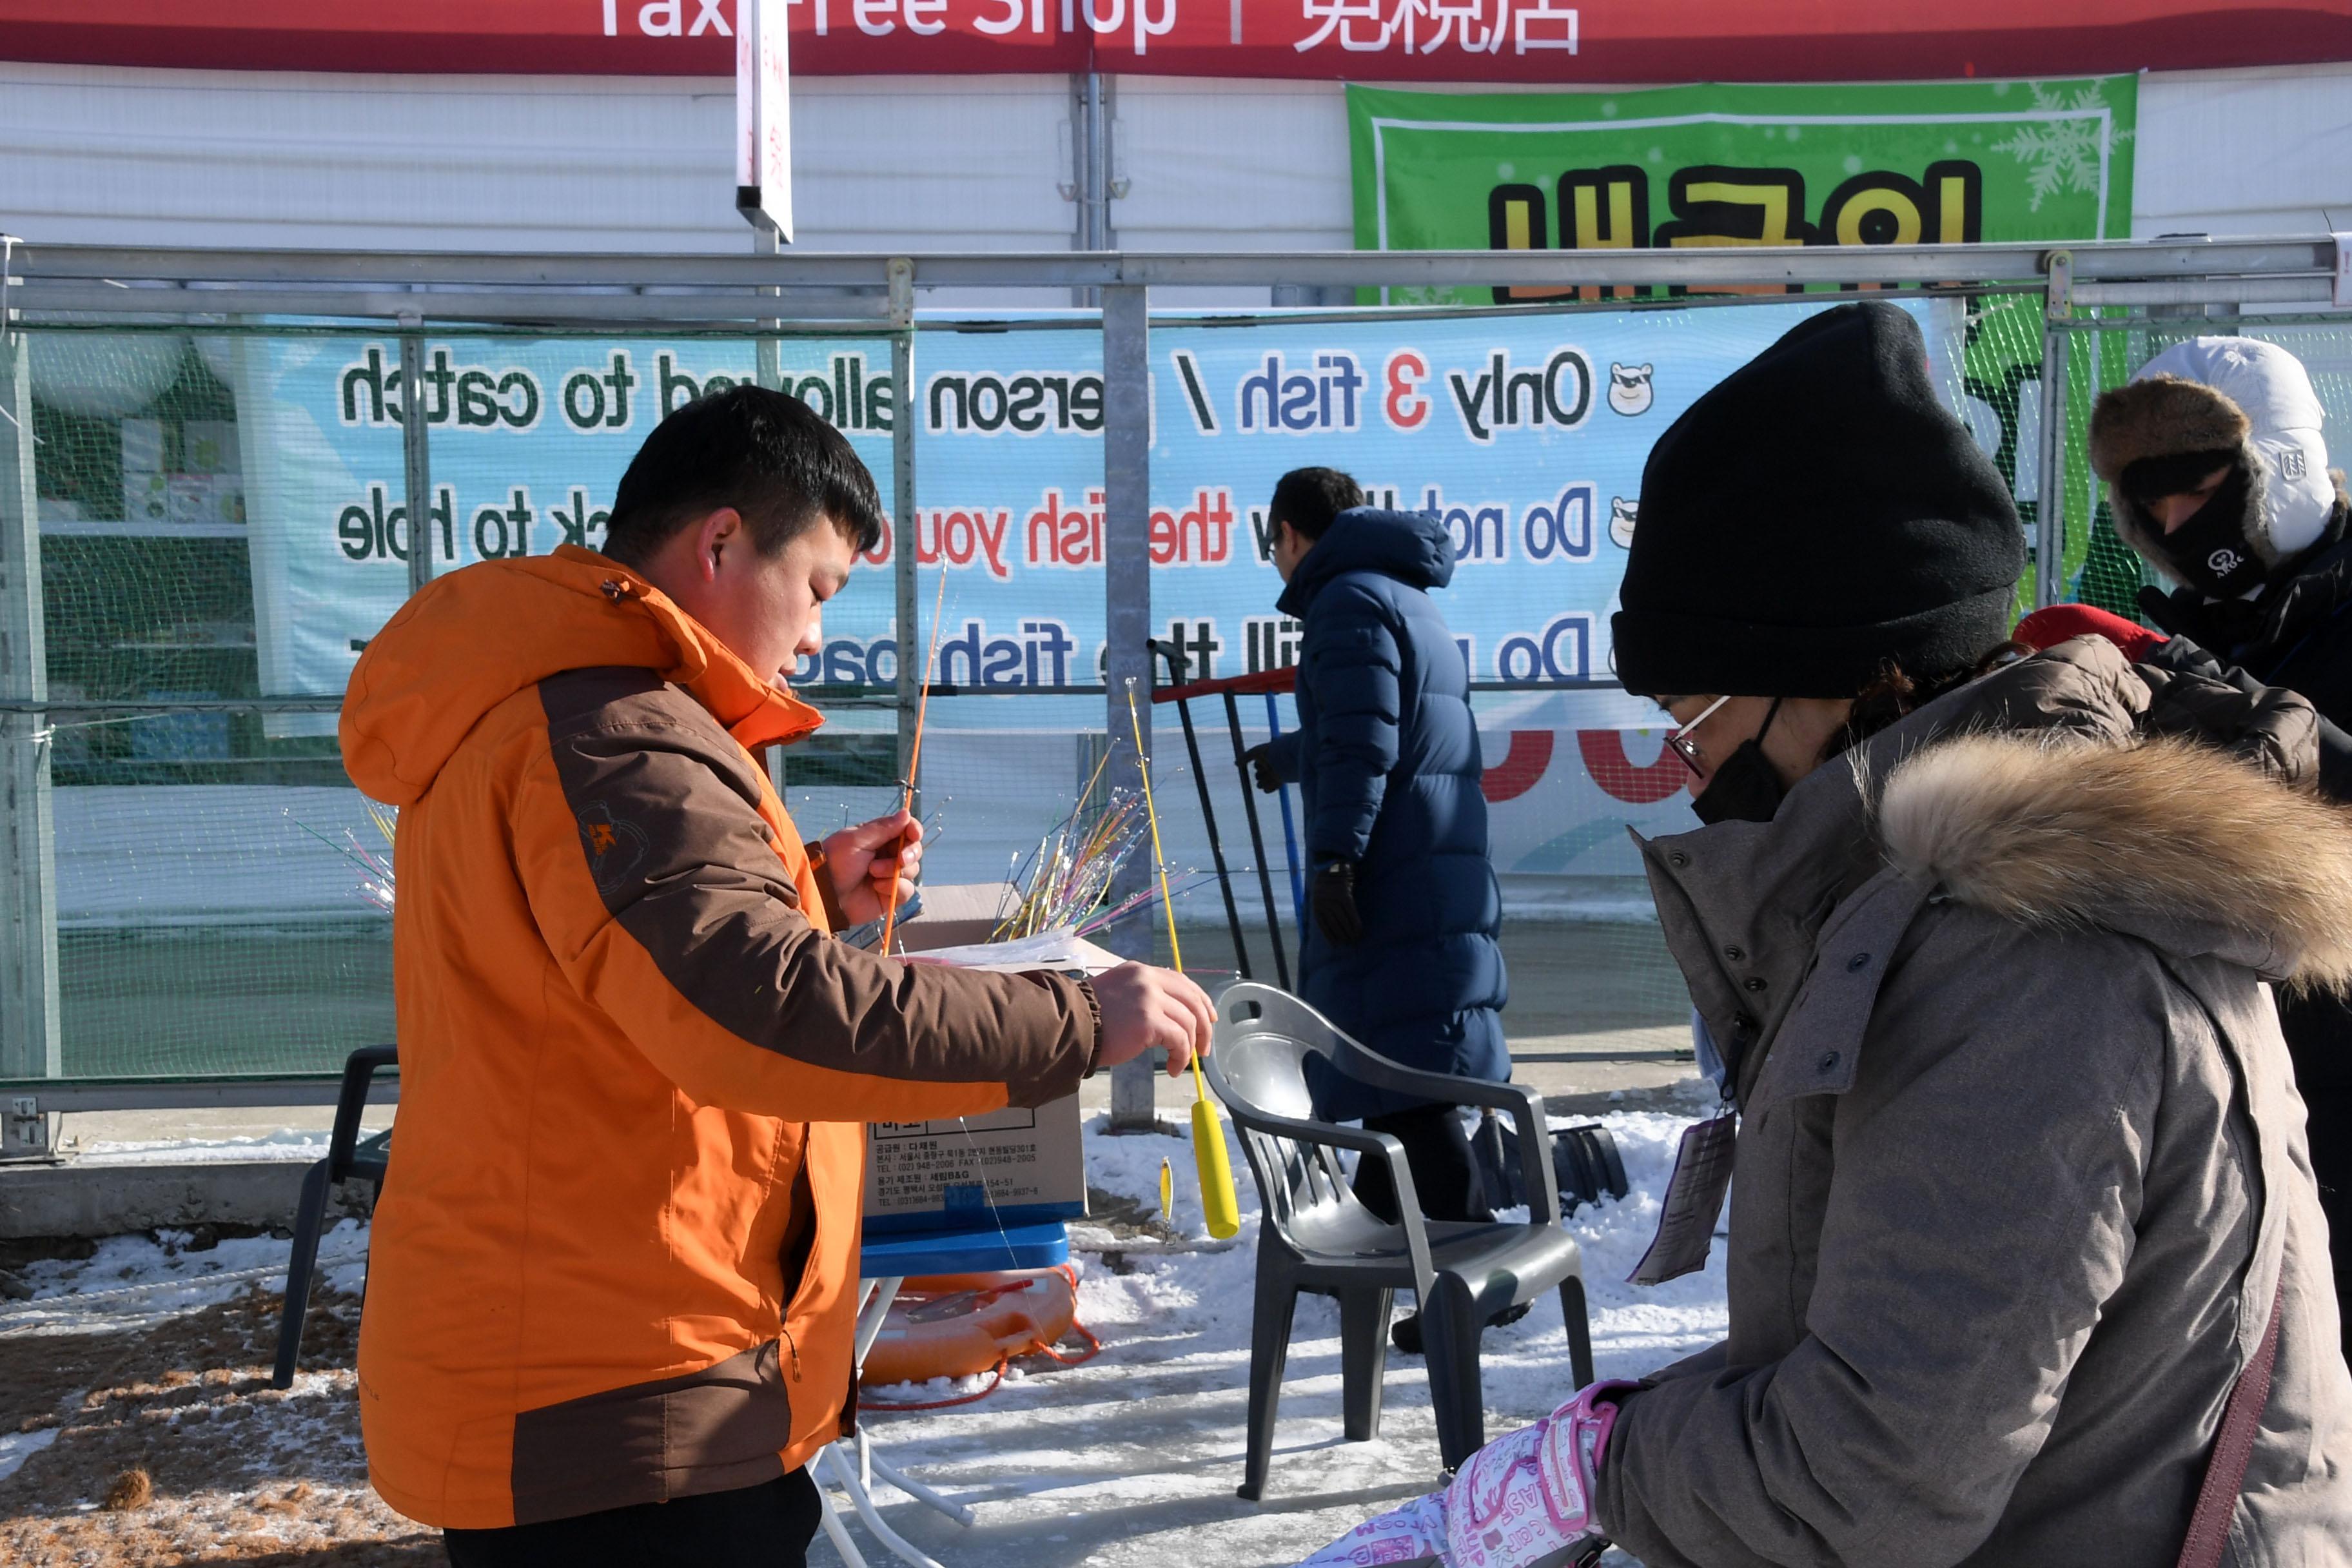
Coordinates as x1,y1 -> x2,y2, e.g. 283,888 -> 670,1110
1241,742 -> 1284,794
1311,859 -> 1362,947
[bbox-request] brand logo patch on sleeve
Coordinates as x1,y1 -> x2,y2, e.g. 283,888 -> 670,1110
577,803 -> 649,895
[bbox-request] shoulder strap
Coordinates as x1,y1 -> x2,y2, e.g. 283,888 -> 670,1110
2175,1277 -> 2287,1568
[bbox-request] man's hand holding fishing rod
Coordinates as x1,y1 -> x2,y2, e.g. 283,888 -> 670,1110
839,805 -> 1212,1078
338,386 -> 1210,1565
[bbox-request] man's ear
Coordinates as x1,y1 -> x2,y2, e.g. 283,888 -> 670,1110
694,507 -> 745,578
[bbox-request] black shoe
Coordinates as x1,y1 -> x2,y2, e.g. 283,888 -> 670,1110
1389,1300 -> 1531,1356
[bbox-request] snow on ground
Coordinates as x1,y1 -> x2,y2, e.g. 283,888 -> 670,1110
0,1222 -> 369,1337
0,1088 -> 1723,1567
74,1130 -> 349,1165
832,1089 -> 1724,1567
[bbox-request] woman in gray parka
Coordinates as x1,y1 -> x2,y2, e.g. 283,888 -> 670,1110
1302,302 -> 2352,1568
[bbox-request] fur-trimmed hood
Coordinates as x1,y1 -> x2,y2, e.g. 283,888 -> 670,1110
1638,636 -> 2350,1072
2090,337 -> 2344,580
1879,730 -> 2352,990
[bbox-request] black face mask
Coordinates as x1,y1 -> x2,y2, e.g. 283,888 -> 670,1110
1692,696 -> 1787,826
2146,464 -> 2262,599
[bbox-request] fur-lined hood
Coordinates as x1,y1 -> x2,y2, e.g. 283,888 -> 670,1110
2090,337 -> 2344,579
1879,730 -> 2352,990
1638,637 -> 2352,1066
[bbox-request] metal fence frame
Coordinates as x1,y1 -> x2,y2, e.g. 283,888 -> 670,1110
0,233 -> 2341,1112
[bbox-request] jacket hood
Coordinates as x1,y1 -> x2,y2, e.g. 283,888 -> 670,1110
1277,507 -> 1455,617
1876,727 -> 2352,991
340,544 -> 821,805
2091,337 -> 2344,577
1641,636 -> 2349,1063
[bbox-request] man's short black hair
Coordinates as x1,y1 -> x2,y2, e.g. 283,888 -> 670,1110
1268,467 -> 1365,542
603,384 -> 887,566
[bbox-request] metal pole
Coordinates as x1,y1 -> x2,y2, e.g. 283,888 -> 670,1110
1101,283 -> 1155,1131
888,259 -> 920,819
1223,690 -> 1291,992
2034,251 -> 2073,610
1151,643 -> 1250,981
1070,73 -> 1109,309
754,224 -> 783,397
755,226 -> 787,801
398,327 -> 435,594
0,326 -> 61,1102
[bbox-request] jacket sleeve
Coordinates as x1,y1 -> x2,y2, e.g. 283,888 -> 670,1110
2137,632 -> 2348,796
1594,911 -> 2165,1568
1260,729 -> 1303,787
512,683 -> 1095,1124
1299,581 -> 1401,865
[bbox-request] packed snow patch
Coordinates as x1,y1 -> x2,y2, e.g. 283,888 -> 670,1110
0,1222 -> 369,1338
834,1097 -> 1722,1566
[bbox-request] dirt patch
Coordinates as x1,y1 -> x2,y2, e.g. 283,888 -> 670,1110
0,1283 -> 442,1565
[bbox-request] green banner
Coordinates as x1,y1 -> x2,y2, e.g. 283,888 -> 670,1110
1349,77 -> 2140,608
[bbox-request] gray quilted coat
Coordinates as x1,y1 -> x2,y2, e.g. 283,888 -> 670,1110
1595,636 -> 2352,1567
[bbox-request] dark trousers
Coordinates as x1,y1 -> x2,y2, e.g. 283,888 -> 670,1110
1351,1102 -> 1494,1226
444,1469 -> 821,1568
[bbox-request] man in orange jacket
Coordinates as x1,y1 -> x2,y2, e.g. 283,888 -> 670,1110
338,386 -> 1211,1566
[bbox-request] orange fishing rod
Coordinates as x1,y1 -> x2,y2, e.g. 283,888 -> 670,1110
877,567 -> 950,956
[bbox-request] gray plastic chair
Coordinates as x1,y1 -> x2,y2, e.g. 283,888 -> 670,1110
1206,983 -> 1594,1498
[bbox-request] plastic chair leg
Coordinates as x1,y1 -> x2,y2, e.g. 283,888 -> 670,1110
271,1159 -> 333,1390
1338,1286 -> 1393,1442
1558,1271 -> 1596,1389
1421,1275 -> 1487,1474
1238,1262 -> 1300,1502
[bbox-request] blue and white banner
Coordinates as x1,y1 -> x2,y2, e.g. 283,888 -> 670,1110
233,299 -> 1972,712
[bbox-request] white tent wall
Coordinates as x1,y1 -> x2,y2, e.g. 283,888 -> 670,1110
0,64 -> 1083,307
2135,63 -> 2352,237
1102,76 -> 1353,306
3,60 -> 2346,274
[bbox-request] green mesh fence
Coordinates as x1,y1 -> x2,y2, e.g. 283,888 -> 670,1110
14,289 -> 2186,1088
2052,315 -> 2352,616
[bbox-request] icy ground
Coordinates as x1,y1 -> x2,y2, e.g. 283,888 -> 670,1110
0,1084 -> 1725,1567
832,1086 -> 1725,1567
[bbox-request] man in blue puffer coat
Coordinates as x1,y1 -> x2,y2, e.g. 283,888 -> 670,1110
1248,469 -> 1511,1263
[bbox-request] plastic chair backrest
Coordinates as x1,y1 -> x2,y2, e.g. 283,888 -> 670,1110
1208,985 -> 1379,1251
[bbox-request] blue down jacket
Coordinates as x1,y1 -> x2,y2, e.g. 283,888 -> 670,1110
1265,507 -> 1508,1121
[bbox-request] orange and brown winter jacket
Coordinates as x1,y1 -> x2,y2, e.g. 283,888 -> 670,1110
338,544 -> 1096,1529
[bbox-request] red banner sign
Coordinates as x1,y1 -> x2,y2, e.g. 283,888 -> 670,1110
3,0 -> 2347,81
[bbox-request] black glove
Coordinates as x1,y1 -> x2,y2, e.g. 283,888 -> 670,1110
1240,742 -> 1284,794
1311,859 -> 1363,947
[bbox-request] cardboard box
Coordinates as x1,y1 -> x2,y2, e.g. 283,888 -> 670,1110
862,1092 -> 1086,1235
890,880 -> 1014,954
860,882 -> 1090,1234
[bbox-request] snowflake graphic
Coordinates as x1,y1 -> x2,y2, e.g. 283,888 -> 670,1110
1991,81 -> 2133,214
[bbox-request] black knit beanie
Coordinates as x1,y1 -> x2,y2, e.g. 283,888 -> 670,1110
1611,302 -> 2023,698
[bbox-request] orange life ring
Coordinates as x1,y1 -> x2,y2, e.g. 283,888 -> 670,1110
860,1268 -> 1079,1389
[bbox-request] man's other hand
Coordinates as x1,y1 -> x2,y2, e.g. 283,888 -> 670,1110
1311,860 -> 1362,946
1091,963 -> 1214,1079
1240,742 -> 1284,794
825,809 -> 922,926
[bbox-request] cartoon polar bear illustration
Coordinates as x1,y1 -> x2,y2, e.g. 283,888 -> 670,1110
1609,496 -> 1638,549
1607,362 -> 1654,416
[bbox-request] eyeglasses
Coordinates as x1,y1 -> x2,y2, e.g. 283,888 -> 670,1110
1662,694 -> 1734,778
